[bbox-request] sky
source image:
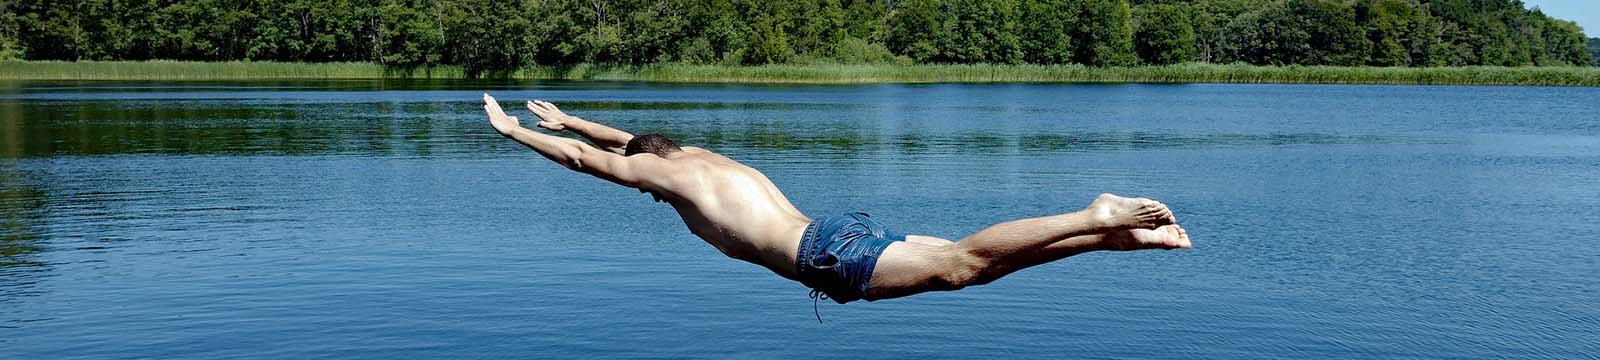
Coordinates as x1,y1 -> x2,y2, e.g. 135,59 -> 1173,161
1522,0 -> 1599,38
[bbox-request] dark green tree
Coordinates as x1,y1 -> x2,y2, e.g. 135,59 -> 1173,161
16,0 -> 88,60
4,0 -> 1592,69
1018,0 -> 1075,64
377,0 -> 446,68
1186,0 -> 1253,64
1292,0 -> 1370,66
1223,2 -> 1306,65
885,0 -> 944,62
1072,0 -> 1136,66
0,0 -> 19,60
1133,3 -> 1196,65
1357,0 -> 1417,66
934,0 -> 1023,64
745,1 -> 796,64
1539,19 -> 1591,66
788,0 -> 847,60
441,0 -> 533,77
1589,38 -> 1599,66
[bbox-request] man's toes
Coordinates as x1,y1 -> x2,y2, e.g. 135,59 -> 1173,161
1139,203 -> 1161,214
1144,201 -> 1165,212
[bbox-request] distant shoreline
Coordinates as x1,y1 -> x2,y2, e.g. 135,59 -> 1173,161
3,61 -> 1598,87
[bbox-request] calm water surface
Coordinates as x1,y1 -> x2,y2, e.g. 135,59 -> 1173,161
2,81 -> 1597,358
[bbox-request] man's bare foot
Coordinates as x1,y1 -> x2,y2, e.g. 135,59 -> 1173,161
1086,193 -> 1175,230
1100,225 -> 1192,251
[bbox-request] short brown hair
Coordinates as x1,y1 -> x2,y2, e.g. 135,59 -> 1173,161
625,134 -> 682,157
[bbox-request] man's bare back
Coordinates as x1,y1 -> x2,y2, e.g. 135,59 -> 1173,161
639,148 -> 811,279
484,94 -> 1191,305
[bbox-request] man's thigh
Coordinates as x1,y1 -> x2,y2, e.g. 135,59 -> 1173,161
864,237 -> 957,301
905,235 -> 955,246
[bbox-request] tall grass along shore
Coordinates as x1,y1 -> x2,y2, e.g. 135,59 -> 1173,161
3,61 -> 1597,86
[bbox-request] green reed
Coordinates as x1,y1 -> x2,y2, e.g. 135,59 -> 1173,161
625,63 -> 1600,86
3,60 -> 1596,86
0,60 -> 464,80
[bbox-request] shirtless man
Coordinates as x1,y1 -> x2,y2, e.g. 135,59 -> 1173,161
483,94 -> 1191,309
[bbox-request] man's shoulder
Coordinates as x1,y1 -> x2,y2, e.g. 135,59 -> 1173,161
674,147 -> 731,163
657,148 -> 749,175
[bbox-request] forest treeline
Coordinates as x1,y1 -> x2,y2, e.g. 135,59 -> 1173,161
1,0 -> 1594,76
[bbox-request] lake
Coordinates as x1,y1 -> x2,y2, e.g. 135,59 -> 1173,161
2,81 -> 1597,358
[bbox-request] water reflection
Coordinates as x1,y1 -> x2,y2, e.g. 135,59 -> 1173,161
0,166 -> 46,268
0,79 -> 540,94
0,163 -> 51,321
0,99 -> 1420,159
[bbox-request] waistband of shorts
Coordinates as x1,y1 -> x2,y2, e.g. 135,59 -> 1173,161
794,216 -> 825,279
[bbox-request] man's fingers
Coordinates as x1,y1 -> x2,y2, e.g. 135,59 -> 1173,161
538,100 -> 562,112
484,95 -> 506,115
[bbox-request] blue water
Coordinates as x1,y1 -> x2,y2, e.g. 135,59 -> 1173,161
2,81 -> 1598,358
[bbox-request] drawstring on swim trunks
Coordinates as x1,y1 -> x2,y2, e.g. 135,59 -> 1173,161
809,289 -> 827,323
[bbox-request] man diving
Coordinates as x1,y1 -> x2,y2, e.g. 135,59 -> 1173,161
482,94 -> 1191,309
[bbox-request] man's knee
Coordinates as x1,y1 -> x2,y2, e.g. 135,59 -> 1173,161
930,248 -> 996,291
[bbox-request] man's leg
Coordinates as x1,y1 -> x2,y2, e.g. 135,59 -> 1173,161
865,194 -> 1191,301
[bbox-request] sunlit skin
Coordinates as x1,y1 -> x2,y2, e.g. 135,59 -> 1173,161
484,94 -> 1191,300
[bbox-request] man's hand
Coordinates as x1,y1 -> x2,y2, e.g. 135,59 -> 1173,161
484,93 -> 521,136
526,100 -> 574,131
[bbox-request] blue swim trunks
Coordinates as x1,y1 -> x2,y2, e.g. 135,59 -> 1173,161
795,212 -> 907,304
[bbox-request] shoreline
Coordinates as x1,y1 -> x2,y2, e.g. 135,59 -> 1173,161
3,60 -> 1598,86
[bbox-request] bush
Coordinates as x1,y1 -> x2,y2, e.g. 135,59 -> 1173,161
679,37 -> 716,65
832,37 -> 901,65
0,42 -> 22,61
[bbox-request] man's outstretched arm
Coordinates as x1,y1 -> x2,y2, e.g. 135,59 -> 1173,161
485,94 -> 650,187
526,100 -> 635,154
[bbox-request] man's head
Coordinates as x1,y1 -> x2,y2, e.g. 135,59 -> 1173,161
625,134 -> 682,157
